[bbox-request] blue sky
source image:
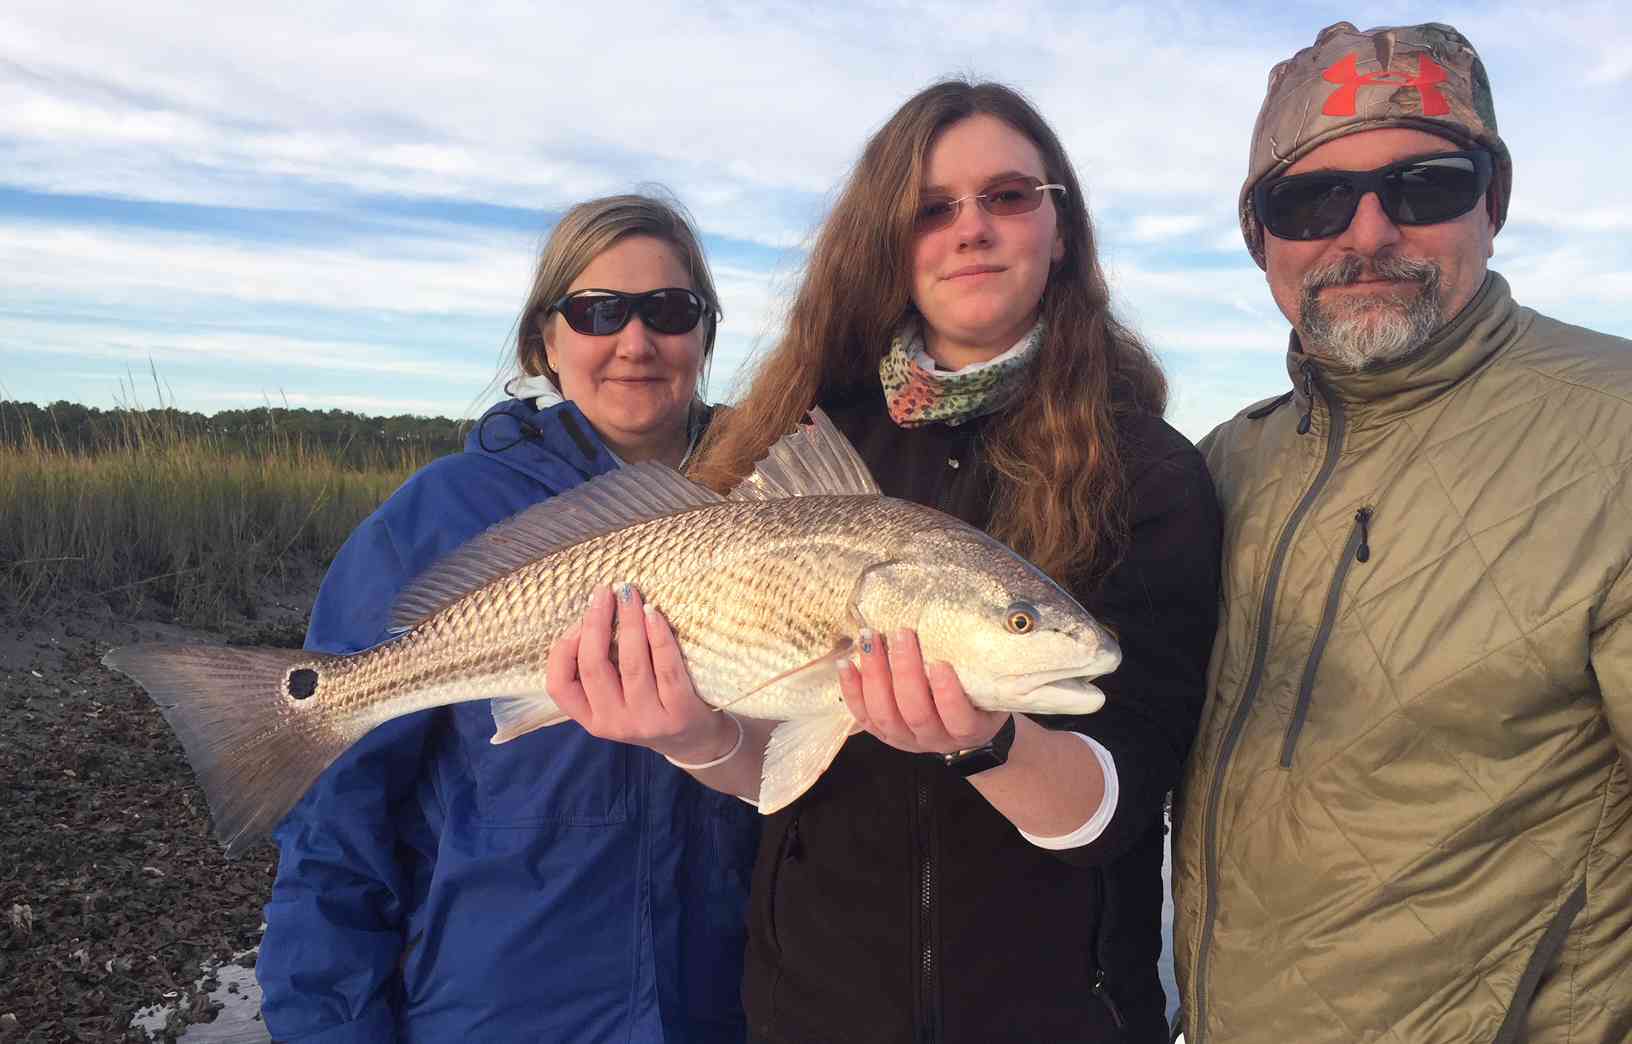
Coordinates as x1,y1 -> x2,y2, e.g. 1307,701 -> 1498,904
2,1 -> 1628,441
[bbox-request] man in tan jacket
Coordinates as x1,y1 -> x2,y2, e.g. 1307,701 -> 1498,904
1173,21 -> 1632,1044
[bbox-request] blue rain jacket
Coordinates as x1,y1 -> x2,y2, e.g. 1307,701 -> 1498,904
257,397 -> 760,1043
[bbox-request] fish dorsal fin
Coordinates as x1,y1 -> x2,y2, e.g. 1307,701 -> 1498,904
391,463 -> 723,630
727,406 -> 880,502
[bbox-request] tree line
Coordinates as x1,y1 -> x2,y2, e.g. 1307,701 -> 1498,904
1,400 -> 468,468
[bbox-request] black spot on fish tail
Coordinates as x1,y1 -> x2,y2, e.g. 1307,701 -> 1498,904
287,668 -> 319,700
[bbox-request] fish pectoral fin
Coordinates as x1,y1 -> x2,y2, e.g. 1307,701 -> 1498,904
713,638 -> 854,712
490,691 -> 568,744
758,712 -> 856,815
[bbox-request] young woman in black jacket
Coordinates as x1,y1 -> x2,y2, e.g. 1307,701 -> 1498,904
547,80 -> 1221,1043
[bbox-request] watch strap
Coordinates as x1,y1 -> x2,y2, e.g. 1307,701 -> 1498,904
939,713 -> 1016,778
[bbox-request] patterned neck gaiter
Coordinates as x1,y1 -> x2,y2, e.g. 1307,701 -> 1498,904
879,319 -> 1044,428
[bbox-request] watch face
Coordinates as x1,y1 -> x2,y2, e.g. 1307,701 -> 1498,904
945,747 -> 1007,778
942,715 -> 1016,778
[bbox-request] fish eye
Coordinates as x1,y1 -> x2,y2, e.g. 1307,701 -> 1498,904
1004,601 -> 1039,635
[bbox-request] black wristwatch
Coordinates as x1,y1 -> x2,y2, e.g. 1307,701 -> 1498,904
938,714 -> 1016,778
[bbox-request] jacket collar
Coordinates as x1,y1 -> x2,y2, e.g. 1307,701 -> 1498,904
464,396 -> 620,489
1286,272 -> 1520,426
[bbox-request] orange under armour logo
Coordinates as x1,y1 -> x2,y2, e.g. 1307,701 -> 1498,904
1321,53 -> 1449,117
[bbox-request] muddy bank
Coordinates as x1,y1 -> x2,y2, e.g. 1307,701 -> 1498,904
0,590 -> 311,1042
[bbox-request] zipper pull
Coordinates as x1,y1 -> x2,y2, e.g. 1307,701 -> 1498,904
1297,362 -> 1316,435
1090,970 -> 1127,1030
1355,507 -> 1373,563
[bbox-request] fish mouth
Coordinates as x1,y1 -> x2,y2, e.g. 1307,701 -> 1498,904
1024,676 -> 1106,708
994,656 -> 1117,698
995,673 -> 1107,714
1023,640 -> 1122,682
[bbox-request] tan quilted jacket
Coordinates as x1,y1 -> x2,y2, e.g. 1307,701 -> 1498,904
1173,274 -> 1632,1043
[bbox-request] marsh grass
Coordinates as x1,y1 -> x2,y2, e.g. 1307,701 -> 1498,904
0,400 -> 441,624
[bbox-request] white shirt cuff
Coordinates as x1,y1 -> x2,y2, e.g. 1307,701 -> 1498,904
1015,732 -> 1119,850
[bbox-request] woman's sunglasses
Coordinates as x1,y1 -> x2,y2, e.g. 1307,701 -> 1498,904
548,287 -> 707,336
915,176 -> 1067,234
1254,150 -> 1493,242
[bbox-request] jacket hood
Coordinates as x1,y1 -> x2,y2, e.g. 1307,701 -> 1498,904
464,396 -> 619,492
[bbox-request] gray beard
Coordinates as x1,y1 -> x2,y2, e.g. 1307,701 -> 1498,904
1298,254 -> 1443,371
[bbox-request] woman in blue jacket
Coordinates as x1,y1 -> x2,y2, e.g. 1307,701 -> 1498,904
256,194 -> 761,1043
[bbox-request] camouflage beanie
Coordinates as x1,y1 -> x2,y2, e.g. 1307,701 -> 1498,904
1240,21 -> 1511,268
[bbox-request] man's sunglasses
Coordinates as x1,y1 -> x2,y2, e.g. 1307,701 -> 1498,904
547,287 -> 708,336
915,176 -> 1067,233
1254,150 -> 1493,241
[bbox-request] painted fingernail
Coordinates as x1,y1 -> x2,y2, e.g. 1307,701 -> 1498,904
859,628 -> 875,655
834,657 -> 854,673
643,602 -> 658,617
617,582 -> 635,604
893,628 -> 913,648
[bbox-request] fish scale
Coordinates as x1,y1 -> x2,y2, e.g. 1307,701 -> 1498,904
302,495 -> 889,727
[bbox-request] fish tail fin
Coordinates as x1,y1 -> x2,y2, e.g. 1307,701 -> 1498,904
489,693 -> 568,744
758,711 -> 856,814
102,643 -> 353,858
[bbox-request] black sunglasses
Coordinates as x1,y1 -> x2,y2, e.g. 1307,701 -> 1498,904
1254,150 -> 1494,241
547,287 -> 708,336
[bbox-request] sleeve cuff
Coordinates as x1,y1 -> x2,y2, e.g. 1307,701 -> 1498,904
1015,732 -> 1119,850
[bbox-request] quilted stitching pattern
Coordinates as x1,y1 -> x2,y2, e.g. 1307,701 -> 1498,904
1175,281 -> 1632,1043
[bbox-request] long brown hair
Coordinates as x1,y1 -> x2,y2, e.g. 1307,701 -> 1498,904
691,80 -> 1167,581
515,192 -> 722,389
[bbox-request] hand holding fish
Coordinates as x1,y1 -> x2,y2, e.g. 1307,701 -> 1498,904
837,628 -> 1010,756
547,582 -> 741,767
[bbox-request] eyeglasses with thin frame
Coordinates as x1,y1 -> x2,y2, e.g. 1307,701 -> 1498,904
547,287 -> 709,337
915,175 -> 1067,234
1254,150 -> 1493,242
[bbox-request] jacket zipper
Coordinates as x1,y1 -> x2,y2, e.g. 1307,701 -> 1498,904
1296,365 -> 1317,434
912,427 -> 966,1044
1280,506 -> 1374,767
1090,969 -> 1127,1030
916,777 -> 940,1043
1088,867 -> 1128,1030
1191,361 -> 1347,1043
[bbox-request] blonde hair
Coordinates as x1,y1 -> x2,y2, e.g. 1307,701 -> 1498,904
516,192 -> 721,389
691,80 -> 1166,582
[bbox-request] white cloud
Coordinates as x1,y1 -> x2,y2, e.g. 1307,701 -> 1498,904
1506,203 -> 1632,234
0,221 -> 528,315
1128,214 -> 1212,243
1498,245 -> 1632,311
1145,322 -> 1287,356
2,0 -> 1629,427
1,315 -> 493,383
